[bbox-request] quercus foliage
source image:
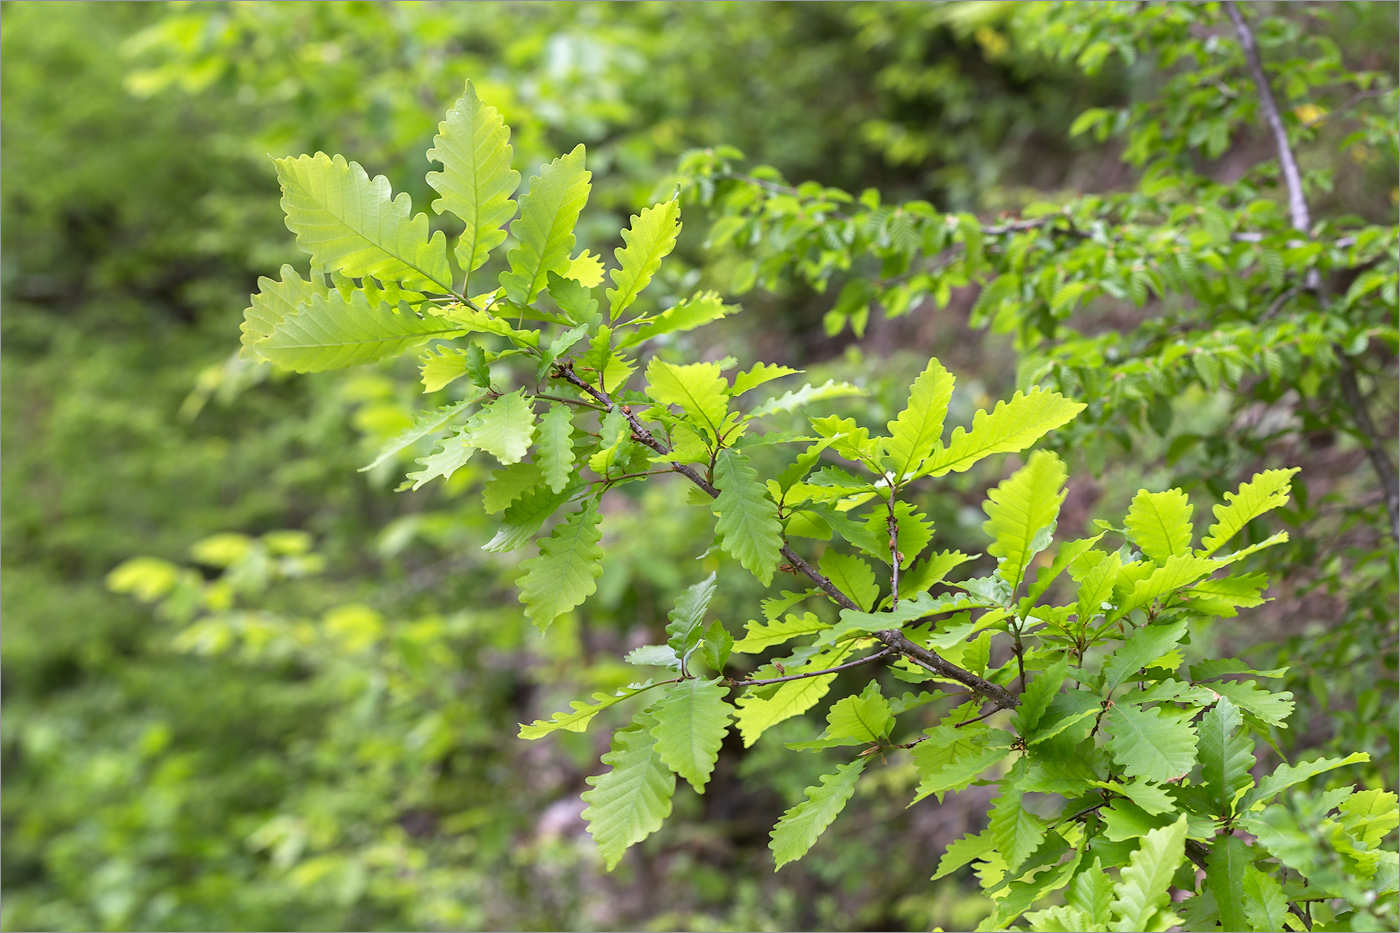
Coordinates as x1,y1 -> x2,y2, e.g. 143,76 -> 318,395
235,76 -> 1397,931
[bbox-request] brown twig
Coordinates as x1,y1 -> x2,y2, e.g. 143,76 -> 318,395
728,647 -> 895,688
954,706 -> 1005,729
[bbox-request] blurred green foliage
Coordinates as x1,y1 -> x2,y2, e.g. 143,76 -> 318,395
3,2 -> 1395,931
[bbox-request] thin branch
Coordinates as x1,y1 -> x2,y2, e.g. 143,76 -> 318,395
1337,362 -> 1400,541
878,630 -> 1020,709
592,468 -> 675,487
887,494 -> 901,610
554,362 -> 1020,709
1225,1 -> 1310,232
1301,87 -> 1387,129
1260,284 -> 1302,321
533,392 -> 607,411
955,706 -> 1005,729
729,647 -> 894,688
1185,839 -> 1211,874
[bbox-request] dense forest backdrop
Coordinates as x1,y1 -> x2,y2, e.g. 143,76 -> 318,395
3,3 -> 1396,931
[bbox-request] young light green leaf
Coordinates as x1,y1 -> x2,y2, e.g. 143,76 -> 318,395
989,761 -> 1047,872
500,144 -> 592,305
1012,656 -> 1069,735
420,346 -> 471,392
1206,834 -> 1251,933
1240,751 -> 1370,812
645,358 -> 731,438
1113,554 -> 1218,620
899,549 -> 976,600
1199,468 -> 1298,557
883,357 -> 955,478
924,388 -> 1086,477
617,291 -> 737,348
252,291 -> 463,372
608,198 -> 681,321
482,461 -> 543,514
465,389 -> 535,465
732,362 -> 801,396
732,611 -> 828,654
1022,534 -> 1103,609
517,500 -> 603,631
1197,697 -> 1255,811
1108,816 -> 1187,932
240,264 -> 328,360
581,712 -> 676,870
1102,619 -> 1188,692
360,399 -> 473,472
439,304 -> 541,346
1105,704 -> 1198,783
402,427 -> 475,490
666,573 -> 718,668
649,678 -> 731,792
1074,550 -> 1121,626
819,551 -> 880,612
734,643 -> 855,746
275,152 -> 453,292
1340,789 -> 1400,849
824,681 -> 893,742
517,680 -> 661,739
983,450 -> 1067,592
565,249 -> 605,287
425,80 -> 520,286
712,448 -> 783,586
750,379 -> 865,418
1024,906 -> 1093,933
1124,488 -> 1194,564
770,758 -> 868,870
535,403 -> 576,493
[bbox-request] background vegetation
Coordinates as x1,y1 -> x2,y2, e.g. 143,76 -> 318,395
3,2 -> 1395,931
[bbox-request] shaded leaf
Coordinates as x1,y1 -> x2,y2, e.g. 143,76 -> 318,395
518,500 -> 603,631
